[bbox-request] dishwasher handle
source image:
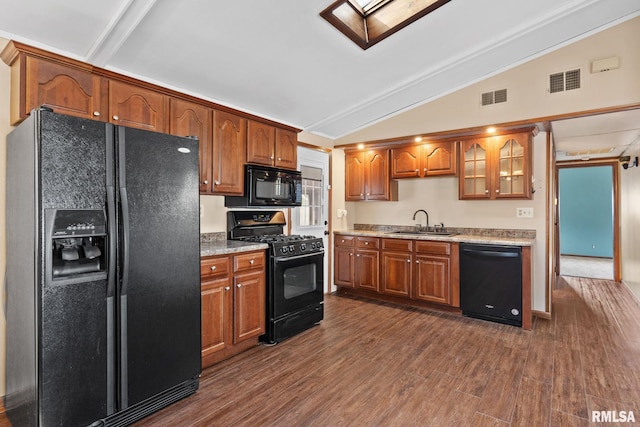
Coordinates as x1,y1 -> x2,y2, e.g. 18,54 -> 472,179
461,248 -> 521,258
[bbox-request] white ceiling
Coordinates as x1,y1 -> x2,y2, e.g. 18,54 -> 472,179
1,0 -> 640,145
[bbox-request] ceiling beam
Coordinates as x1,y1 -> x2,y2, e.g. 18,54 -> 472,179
85,0 -> 158,67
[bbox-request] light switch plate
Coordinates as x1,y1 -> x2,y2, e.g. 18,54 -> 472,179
517,207 -> 534,218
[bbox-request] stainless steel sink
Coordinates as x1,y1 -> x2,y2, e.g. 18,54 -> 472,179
386,230 -> 458,236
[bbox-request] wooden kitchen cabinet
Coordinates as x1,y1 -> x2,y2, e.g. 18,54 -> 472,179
2,52 -> 108,124
109,80 -> 166,132
391,141 -> 457,178
200,250 -> 265,368
334,235 -> 380,291
345,149 -> 398,201
381,239 -> 412,297
459,131 -> 533,200
413,241 -> 451,305
169,98 -> 213,193
211,110 -> 247,195
246,120 -> 298,170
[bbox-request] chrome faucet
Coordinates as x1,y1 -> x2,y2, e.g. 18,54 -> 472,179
412,209 -> 429,231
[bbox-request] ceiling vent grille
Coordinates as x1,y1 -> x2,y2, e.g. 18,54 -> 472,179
549,69 -> 581,93
481,88 -> 507,106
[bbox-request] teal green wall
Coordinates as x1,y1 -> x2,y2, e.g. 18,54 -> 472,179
559,166 -> 613,257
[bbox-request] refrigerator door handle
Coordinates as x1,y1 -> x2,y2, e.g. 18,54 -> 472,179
106,185 -> 117,298
120,186 -> 130,296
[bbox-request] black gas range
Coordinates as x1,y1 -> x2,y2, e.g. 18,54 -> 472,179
228,211 -> 324,344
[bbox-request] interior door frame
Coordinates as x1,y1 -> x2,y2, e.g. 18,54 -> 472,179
555,159 -> 621,282
289,142 -> 333,293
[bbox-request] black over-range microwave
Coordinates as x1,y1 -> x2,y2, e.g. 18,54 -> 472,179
225,165 -> 302,207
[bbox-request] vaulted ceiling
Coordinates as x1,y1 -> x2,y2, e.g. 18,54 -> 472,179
0,0 -> 639,140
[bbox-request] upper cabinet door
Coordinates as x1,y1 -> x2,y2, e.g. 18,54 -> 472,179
366,150 -> 391,200
212,111 -> 246,195
345,151 -> 366,201
460,139 -> 491,199
493,132 -> 531,199
109,80 -> 166,132
423,142 -> 457,176
23,56 -> 107,123
391,146 -> 421,178
169,99 -> 213,193
246,120 -> 275,166
274,128 -> 297,170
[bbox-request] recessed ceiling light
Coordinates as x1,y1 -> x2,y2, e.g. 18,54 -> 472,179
487,127 -> 497,134
357,143 -> 365,149
414,136 -> 423,142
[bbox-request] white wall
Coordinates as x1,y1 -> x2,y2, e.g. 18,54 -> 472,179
0,36 -> 10,397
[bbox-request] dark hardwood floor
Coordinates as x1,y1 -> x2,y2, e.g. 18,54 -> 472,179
2,276 -> 639,426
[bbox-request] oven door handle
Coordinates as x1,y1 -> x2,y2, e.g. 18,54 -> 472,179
273,252 -> 324,262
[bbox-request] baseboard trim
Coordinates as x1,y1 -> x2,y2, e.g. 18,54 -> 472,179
0,400 -> 5,414
621,279 -> 640,304
532,309 -> 551,320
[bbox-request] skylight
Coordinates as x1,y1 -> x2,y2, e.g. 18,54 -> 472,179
321,0 -> 451,50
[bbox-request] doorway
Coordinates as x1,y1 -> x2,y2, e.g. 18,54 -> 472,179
556,162 -> 619,281
290,146 -> 331,293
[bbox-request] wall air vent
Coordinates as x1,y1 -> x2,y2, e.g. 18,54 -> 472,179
481,88 -> 507,106
549,69 -> 581,93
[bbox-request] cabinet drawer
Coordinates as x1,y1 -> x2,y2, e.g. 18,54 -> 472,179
201,256 -> 231,278
356,236 -> 379,249
234,251 -> 266,272
381,238 -> 413,252
415,241 -> 451,255
335,235 -> 355,247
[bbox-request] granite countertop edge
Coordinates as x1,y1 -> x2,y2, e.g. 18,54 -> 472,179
334,229 -> 535,247
200,240 -> 269,257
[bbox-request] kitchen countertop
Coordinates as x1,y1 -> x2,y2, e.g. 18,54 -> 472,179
200,240 -> 269,257
334,229 -> 535,247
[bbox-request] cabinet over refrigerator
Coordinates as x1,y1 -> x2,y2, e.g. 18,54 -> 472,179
4,109 -> 202,426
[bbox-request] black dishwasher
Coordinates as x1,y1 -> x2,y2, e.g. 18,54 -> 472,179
459,244 -> 522,327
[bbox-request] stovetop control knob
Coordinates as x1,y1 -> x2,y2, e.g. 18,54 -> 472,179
300,243 -> 307,251
289,245 -> 295,253
280,246 -> 288,254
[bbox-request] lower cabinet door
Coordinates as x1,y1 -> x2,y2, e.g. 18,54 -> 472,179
381,251 -> 412,297
356,249 -> 379,292
234,270 -> 266,344
413,254 -> 450,305
201,276 -> 233,360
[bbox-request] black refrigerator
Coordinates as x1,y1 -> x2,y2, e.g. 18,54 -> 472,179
4,108 -> 201,426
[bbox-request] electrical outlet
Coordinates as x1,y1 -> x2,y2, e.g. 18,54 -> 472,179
516,207 -> 534,218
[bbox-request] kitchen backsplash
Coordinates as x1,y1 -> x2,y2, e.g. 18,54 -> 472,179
200,232 -> 227,243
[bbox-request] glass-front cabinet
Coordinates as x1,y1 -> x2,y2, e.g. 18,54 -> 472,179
459,131 -> 532,200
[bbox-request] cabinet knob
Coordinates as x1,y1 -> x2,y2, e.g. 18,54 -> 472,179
349,253 -> 353,257
360,193 -> 364,196
224,286 -> 230,291
485,190 -> 489,194
415,169 -> 419,172
270,155 -> 275,160
367,193 -> 370,196
203,180 -> 209,185
214,181 -> 220,185
112,115 -> 119,121
416,260 -> 420,264
237,283 -> 242,288
364,242 -> 369,245
249,259 -> 255,265
93,111 -> 101,117
424,168 -> 427,172
407,259 -> 411,263
356,254 -> 360,257
277,157 -> 282,161
210,266 -> 216,271
496,189 -> 500,193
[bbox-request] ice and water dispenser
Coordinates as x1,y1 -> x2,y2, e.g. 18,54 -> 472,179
46,209 -> 108,284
